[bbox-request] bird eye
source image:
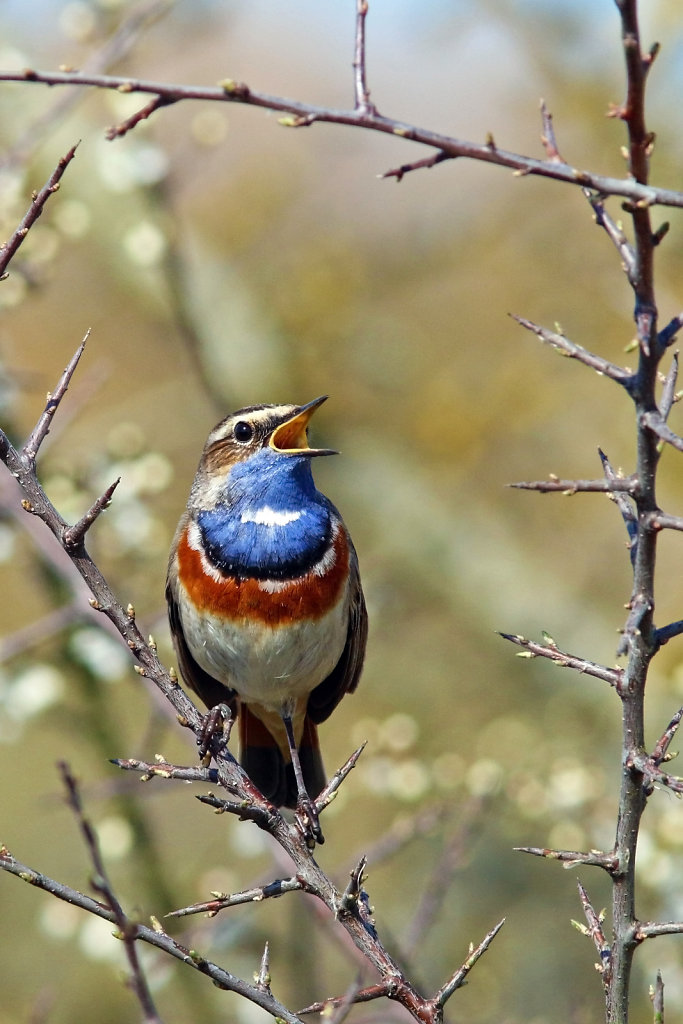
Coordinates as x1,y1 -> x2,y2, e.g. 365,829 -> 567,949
233,420 -> 254,444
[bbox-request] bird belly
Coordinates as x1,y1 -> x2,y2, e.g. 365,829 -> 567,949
177,584 -> 349,710
174,520 -> 352,712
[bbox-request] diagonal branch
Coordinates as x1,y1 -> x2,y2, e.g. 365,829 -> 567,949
0,144 -> 78,279
498,632 -> 622,687
22,333 -> 89,466
432,918 -> 506,1010
511,314 -> 634,385
639,410 -> 683,452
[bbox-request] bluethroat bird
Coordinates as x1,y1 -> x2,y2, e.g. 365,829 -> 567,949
166,397 -> 367,841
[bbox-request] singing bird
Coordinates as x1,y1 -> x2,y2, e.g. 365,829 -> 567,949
166,397 -> 367,833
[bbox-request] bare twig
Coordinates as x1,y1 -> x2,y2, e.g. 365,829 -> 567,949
63,478 -> 120,551
511,314 -> 634,385
353,0 -> 377,115
167,877 -> 304,919
651,971 -> 664,1024
540,100 -> 564,162
658,353 -> 679,421
657,314 -> 683,351
649,708 -> 682,764
599,448 -> 638,566
0,144 -> 78,280
498,632 -> 623,687
575,881 -> 612,992
639,410 -> 683,452
509,477 -> 637,495
106,94 -> 176,140
514,846 -> 618,872
432,918 -> 506,1009
585,189 -> 637,283
22,334 -> 88,465
58,763 -> 164,1024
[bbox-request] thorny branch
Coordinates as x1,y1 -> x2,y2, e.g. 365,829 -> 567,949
3,2 -> 683,1022
0,339 -> 500,1019
0,143 -> 78,279
2,67 -> 683,208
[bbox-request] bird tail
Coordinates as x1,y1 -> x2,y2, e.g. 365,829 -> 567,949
239,704 -> 326,809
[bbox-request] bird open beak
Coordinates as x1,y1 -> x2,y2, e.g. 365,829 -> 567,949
269,396 -> 338,457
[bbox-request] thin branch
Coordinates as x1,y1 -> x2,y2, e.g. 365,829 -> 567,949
106,94 -> 176,140
0,144 -> 78,279
353,0 -> 377,115
626,751 -> 683,795
256,943 -> 272,994
650,708 -> 682,764
509,476 -> 637,495
317,743 -> 366,811
514,846 -> 618,873
637,922 -> 683,939
599,448 -> 638,566
640,410 -> 683,452
22,334 -> 89,466
3,68 -> 683,206
63,478 -> 121,551
651,971 -> 665,1024
653,620 -> 683,649
167,877 -> 304,919
616,590 -> 652,660
382,149 -> 452,182
585,189 -> 637,283
498,632 -> 623,687
511,314 -> 634,385
575,881 -> 612,992
110,757 -> 219,785
0,846 -> 306,1023
299,983 -> 392,1017
432,918 -> 506,1010
540,100 -> 564,162
59,763 -> 164,1024
659,353 -> 679,421
658,314 -> 683,351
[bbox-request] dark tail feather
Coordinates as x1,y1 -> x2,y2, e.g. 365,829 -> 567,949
239,706 -> 326,809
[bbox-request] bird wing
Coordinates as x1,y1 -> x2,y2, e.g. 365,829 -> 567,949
306,540 -> 368,724
165,574 -> 238,713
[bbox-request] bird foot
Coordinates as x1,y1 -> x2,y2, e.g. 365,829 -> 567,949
295,795 -> 324,848
197,703 -> 234,762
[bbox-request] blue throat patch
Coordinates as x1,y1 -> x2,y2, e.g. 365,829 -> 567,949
197,448 -> 333,580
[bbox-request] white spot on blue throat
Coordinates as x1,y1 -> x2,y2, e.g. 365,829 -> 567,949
241,506 -> 303,527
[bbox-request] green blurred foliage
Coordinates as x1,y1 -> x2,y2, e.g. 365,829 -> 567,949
2,1 -> 683,1022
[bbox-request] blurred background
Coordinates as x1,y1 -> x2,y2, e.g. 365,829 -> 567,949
2,1 -> 683,1021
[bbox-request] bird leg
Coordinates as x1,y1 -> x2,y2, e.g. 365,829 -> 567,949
281,710 -> 324,846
